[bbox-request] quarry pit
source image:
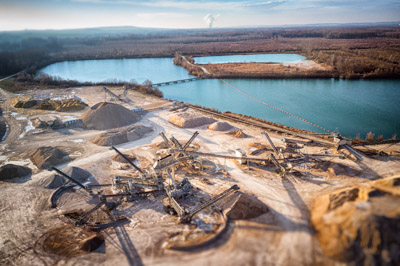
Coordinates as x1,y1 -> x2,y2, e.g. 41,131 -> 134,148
0,85 -> 399,265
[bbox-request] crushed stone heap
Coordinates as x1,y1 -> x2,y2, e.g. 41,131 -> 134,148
30,146 -> 70,169
10,95 -> 37,108
81,102 -> 140,130
208,121 -> 234,131
226,129 -> 249,138
37,98 -> 88,112
11,96 -> 87,111
39,166 -> 91,189
168,112 -> 216,128
0,164 -> 32,181
112,153 -> 137,163
91,124 -> 152,146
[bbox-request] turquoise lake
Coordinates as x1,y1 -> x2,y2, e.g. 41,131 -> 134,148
38,56 -> 400,139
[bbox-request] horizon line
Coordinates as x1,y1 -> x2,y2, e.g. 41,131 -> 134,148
1,20 -> 400,33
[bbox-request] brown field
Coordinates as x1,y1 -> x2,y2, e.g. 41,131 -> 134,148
1,26 -> 400,79
203,61 -> 333,78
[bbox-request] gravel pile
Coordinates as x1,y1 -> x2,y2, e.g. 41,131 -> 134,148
168,112 -> 216,128
91,124 -> 152,146
81,102 -> 140,130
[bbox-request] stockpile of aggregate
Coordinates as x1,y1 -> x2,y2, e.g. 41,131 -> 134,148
208,121 -> 233,131
226,129 -> 249,138
112,153 -> 137,163
314,161 -> 361,177
31,116 -> 64,128
91,124 -> 152,146
11,95 -> 37,108
39,166 -> 91,189
0,164 -> 32,181
54,98 -> 88,111
42,225 -> 104,257
30,146 -> 70,169
36,98 -> 88,111
168,112 -> 216,128
81,102 -> 140,130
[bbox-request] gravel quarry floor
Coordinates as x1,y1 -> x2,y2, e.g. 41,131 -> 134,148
0,86 -> 399,265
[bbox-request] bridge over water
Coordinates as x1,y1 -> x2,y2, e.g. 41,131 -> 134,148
153,77 -> 208,87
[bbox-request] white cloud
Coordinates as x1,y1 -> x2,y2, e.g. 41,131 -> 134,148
71,0 -> 286,11
136,12 -> 190,19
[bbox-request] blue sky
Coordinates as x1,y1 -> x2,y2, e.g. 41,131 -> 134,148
0,0 -> 399,30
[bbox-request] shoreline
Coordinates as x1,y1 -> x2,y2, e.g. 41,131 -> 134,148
175,54 -> 400,80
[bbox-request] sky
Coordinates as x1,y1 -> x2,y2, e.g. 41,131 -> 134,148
0,0 -> 399,31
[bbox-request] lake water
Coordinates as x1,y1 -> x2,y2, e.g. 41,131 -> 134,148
162,79 -> 400,139
38,56 -> 400,139
38,58 -> 191,84
193,54 -> 306,64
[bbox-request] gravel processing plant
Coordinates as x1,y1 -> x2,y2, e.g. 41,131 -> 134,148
0,86 -> 399,265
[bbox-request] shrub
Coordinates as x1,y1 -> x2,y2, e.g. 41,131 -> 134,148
376,135 -> 383,142
365,131 -> 375,143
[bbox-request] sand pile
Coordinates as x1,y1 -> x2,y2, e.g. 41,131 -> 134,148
81,102 -> 140,130
226,193 -> 269,220
314,161 -> 361,177
55,98 -> 88,111
42,225 -> 104,257
248,142 -> 269,149
112,153 -> 137,163
30,146 -> 70,169
0,164 -> 32,181
168,112 -> 216,128
91,124 -> 152,146
226,129 -> 249,138
36,99 -> 57,110
208,121 -> 233,131
39,166 -> 91,189
11,95 -> 37,108
311,177 -> 400,264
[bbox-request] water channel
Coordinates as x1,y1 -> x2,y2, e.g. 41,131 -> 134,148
38,55 -> 400,139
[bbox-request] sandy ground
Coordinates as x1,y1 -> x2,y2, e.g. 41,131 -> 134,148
204,60 -> 332,76
0,86 -> 399,265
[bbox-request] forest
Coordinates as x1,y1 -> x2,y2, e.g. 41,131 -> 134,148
0,25 -> 399,79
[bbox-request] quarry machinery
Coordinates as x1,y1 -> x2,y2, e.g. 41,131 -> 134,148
333,134 -> 364,161
168,148 -> 287,176
164,176 -> 240,223
51,167 -> 161,226
51,166 -> 94,194
163,168 -> 240,223
262,131 -> 280,157
179,184 -> 239,223
157,131 -> 290,176
153,131 -> 201,172
111,145 -> 164,191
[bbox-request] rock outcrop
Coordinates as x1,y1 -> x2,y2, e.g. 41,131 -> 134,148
311,177 -> 400,264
